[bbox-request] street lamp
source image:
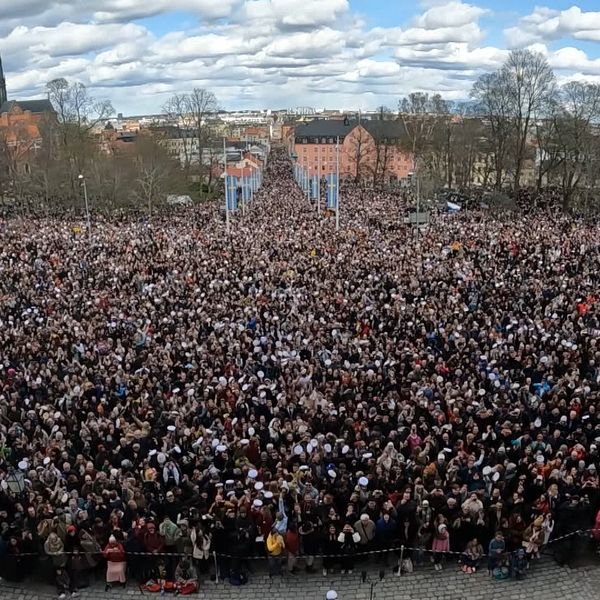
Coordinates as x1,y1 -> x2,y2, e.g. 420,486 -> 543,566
6,468 -> 26,495
78,174 -> 91,240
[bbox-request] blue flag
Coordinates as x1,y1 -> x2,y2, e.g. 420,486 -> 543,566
326,173 -> 338,209
311,176 -> 318,200
242,175 -> 251,204
226,175 -> 238,211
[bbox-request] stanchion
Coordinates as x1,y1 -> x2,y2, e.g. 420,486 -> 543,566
213,550 -> 219,583
397,545 -> 405,577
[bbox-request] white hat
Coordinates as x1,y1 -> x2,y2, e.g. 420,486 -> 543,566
240,439 -> 249,446
326,592 -> 338,600
216,444 -> 227,453
299,465 -> 310,471
248,427 -> 256,436
17,460 -> 28,471
324,443 -> 332,453
342,445 -> 349,455
327,469 -> 337,478
363,452 -> 373,460
358,476 -> 368,487
254,481 -> 264,491
492,472 -> 500,482
482,466 -> 492,476
294,445 -> 303,455
167,425 -> 176,432
157,452 -> 166,464
253,499 -> 263,508
248,469 -> 258,479
264,491 -> 274,499
149,449 -> 157,457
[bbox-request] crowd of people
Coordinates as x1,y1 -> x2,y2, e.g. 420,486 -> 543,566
0,148 -> 599,597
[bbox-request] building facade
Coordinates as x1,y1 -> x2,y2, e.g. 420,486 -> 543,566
293,118 -> 413,185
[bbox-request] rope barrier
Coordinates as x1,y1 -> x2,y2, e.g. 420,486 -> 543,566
7,528 -> 598,561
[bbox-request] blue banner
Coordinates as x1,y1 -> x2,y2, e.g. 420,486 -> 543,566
311,176 -> 319,200
226,175 -> 238,211
326,173 -> 338,209
242,175 -> 251,204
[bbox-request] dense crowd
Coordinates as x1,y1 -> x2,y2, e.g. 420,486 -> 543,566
0,149 -> 599,596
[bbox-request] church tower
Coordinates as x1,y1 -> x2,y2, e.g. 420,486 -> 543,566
0,54 -> 7,106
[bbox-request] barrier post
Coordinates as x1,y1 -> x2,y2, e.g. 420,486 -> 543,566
213,550 -> 219,583
397,545 -> 405,577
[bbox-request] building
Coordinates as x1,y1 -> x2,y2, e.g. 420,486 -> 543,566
0,55 -> 55,176
293,118 -> 413,185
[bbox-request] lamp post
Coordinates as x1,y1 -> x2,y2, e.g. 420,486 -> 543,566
223,137 -> 230,233
78,174 -> 91,240
335,135 -> 340,231
6,468 -> 26,495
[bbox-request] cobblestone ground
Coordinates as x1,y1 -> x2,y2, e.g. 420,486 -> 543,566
1,557 -> 599,600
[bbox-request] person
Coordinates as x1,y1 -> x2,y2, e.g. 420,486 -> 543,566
488,532 -> 506,574
511,548 -> 528,580
432,523 -> 450,571
44,533 -> 67,571
285,522 -> 300,574
55,568 -> 72,600
266,527 -> 285,577
322,524 -> 339,576
0,148 -> 599,592
462,538 -> 484,573
354,514 -> 376,552
522,516 -> 544,560
102,535 -> 126,591
174,558 -> 199,595
337,524 -> 360,574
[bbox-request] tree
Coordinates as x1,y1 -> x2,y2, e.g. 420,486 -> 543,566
471,71 -> 513,189
347,125 -> 371,182
46,78 -> 113,195
553,81 -> 600,209
398,93 -> 449,197
163,88 -> 219,190
502,50 -> 556,191
133,133 -> 183,214
471,50 -> 555,191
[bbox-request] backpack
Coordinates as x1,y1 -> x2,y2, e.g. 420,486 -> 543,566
401,558 -> 414,573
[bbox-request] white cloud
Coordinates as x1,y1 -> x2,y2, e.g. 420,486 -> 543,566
506,6 -> 600,47
2,0 -> 600,113
415,1 -> 489,29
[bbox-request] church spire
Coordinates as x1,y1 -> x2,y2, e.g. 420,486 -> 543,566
0,53 -> 7,106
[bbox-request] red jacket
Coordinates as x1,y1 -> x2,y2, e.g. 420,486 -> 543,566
103,543 -> 126,562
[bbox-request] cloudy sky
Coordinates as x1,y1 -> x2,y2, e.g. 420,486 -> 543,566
2,0 -> 600,115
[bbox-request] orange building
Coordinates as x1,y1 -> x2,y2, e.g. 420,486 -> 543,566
0,99 -> 55,174
293,118 -> 413,185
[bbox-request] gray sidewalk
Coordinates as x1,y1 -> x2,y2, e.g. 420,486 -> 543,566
1,557 -> 599,600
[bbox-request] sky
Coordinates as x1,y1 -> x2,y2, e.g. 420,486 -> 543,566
2,1 -> 600,115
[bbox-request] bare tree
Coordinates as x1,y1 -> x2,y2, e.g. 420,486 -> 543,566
502,50 -> 556,191
471,71 -> 513,189
347,125 -> 371,182
133,133 -> 182,214
553,81 -> 600,209
162,88 -> 218,192
46,78 -> 113,193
